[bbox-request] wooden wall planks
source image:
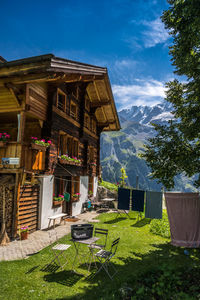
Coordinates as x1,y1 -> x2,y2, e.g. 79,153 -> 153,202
18,184 -> 40,233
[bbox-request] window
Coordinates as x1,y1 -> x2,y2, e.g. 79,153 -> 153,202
53,177 -> 65,198
72,176 -> 80,197
59,133 -> 79,158
88,146 -> 95,162
88,176 -> 94,194
57,89 -> 66,112
73,139 -> 79,158
59,134 -> 67,155
84,113 -> 90,130
70,101 -> 77,119
66,136 -> 73,157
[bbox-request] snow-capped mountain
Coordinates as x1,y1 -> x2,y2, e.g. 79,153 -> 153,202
100,102 -> 196,192
118,102 -> 173,125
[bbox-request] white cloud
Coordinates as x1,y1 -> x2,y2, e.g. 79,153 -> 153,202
142,18 -> 169,48
112,79 -> 167,110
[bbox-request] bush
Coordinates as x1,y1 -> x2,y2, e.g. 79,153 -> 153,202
149,210 -> 170,238
130,265 -> 200,299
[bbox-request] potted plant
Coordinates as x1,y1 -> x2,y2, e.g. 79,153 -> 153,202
88,190 -> 93,198
0,132 -> 10,147
31,137 -> 52,151
71,192 -> 81,202
53,194 -> 64,206
20,226 -> 28,240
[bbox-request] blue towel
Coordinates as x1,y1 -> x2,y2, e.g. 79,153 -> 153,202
145,191 -> 162,219
118,188 -> 130,210
132,190 -> 145,212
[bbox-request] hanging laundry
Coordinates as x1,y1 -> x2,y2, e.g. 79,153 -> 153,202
165,192 -> 200,248
145,191 -> 162,219
118,188 -> 130,210
132,189 -> 145,212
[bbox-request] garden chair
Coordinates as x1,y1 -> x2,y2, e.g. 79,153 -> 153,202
87,228 -> 108,270
93,237 -> 120,280
47,230 -> 71,270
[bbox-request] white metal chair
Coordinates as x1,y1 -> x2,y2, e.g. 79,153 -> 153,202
93,237 -> 120,280
87,228 -> 108,271
47,230 -> 71,270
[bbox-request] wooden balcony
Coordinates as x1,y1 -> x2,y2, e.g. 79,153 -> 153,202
0,142 -> 46,171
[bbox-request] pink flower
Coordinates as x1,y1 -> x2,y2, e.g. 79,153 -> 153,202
3,133 -> 7,135
6,134 -> 10,138
47,140 -> 52,144
41,139 -> 45,142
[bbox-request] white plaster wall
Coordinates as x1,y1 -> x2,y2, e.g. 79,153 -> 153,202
93,176 -> 98,198
72,176 -> 88,216
38,175 -> 63,230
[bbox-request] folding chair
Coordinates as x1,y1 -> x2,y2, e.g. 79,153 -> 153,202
89,228 -> 108,250
47,230 -> 71,270
87,228 -> 108,271
93,237 -> 120,280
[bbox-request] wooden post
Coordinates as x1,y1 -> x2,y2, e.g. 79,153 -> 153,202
11,173 -> 19,238
0,185 -> 10,245
17,111 -> 26,143
136,175 -> 139,190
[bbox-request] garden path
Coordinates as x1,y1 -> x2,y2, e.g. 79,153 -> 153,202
0,211 -> 100,261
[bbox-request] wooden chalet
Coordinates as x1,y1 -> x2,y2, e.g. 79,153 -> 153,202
0,54 -> 120,238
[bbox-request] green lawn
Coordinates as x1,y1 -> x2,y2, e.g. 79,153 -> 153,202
0,212 -> 200,300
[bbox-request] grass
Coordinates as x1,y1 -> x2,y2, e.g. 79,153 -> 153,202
0,211 -> 200,299
98,180 -> 118,192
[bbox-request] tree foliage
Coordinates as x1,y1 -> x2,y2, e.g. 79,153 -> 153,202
143,0 -> 200,189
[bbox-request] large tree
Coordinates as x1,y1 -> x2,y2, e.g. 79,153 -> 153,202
143,0 -> 200,189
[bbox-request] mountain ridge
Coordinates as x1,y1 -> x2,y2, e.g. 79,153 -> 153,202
100,102 -> 196,192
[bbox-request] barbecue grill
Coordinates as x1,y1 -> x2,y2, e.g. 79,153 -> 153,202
71,224 -> 94,240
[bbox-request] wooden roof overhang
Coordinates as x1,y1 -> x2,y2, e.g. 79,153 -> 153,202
0,54 -> 120,131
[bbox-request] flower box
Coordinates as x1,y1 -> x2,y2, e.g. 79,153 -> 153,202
71,196 -> 79,202
0,141 -> 7,147
31,143 -> 47,152
59,158 -> 82,166
53,200 -> 63,206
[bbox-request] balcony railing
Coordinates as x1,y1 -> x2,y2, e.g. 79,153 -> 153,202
0,142 -> 46,171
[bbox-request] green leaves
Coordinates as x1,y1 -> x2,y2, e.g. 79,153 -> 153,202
143,1 -> 200,189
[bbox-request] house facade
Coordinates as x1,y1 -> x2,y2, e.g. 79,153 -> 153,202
0,54 -> 120,237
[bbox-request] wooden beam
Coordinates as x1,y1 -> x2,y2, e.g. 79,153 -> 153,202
17,111 -> 26,143
0,73 -> 58,86
90,100 -> 111,108
0,107 -> 23,113
98,120 -> 116,127
93,82 -> 108,123
4,83 -> 21,107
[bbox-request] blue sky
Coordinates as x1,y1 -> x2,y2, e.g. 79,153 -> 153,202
0,0 -> 174,110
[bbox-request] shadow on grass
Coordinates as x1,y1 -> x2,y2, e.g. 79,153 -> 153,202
44,270 -> 83,286
43,242 -> 200,300
25,265 -> 39,274
41,262 -> 60,273
131,218 -> 151,228
103,217 -> 127,224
